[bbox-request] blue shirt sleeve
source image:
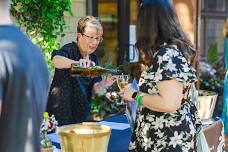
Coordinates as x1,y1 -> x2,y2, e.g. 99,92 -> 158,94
0,80 -> 2,102
0,55 -> 5,102
51,43 -> 75,60
51,49 -> 69,60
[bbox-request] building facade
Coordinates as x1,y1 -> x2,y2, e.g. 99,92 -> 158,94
63,0 -> 228,66
61,0 -> 87,46
200,0 -> 228,58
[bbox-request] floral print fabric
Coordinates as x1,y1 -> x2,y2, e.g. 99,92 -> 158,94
129,45 -> 201,152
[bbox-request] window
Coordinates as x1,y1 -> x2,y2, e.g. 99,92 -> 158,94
207,0 -> 225,12
200,0 -> 227,58
206,19 -> 224,55
201,0 -> 205,10
97,0 -> 118,66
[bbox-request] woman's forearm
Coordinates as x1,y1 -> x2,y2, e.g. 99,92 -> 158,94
93,76 -> 117,94
93,82 -> 105,94
52,55 -> 78,69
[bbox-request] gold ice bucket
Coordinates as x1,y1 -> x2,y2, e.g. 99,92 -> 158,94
197,90 -> 218,120
57,122 -> 111,152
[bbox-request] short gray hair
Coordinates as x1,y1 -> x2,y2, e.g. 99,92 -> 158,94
77,16 -> 102,33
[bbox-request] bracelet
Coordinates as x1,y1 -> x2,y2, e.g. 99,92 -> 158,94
136,92 -> 146,105
131,91 -> 138,100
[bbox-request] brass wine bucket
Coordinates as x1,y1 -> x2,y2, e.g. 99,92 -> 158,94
57,122 -> 111,152
197,90 -> 218,120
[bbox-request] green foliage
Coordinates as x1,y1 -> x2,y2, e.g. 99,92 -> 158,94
199,42 -> 225,93
207,42 -> 218,65
10,0 -> 73,71
91,83 -> 126,119
89,61 -> 129,119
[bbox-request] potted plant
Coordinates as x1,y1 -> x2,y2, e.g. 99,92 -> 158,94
90,83 -> 126,120
40,112 -> 58,152
199,42 -> 225,116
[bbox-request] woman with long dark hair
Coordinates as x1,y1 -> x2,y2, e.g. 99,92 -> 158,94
120,0 -> 201,151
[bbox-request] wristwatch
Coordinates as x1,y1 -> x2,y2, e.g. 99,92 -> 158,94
131,91 -> 138,99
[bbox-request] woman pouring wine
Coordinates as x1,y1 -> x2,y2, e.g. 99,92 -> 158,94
47,16 -> 116,126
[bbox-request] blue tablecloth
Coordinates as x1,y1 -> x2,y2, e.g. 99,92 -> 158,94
49,114 -> 132,152
49,115 -> 223,152
104,115 -> 132,152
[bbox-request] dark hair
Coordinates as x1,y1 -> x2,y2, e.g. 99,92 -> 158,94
136,0 -> 196,65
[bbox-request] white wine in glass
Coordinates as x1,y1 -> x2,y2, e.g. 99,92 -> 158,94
117,74 -> 129,90
117,81 -> 128,90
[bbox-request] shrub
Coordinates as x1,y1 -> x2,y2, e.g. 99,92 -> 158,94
10,0 -> 73,71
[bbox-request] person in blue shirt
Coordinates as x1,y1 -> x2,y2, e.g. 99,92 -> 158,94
0,0 -> 50,151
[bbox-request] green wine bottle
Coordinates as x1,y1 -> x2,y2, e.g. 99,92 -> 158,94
71,63 -> 120,77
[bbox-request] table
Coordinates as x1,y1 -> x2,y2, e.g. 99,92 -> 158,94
203,118 -> 224,152
49,114 -> 131,152
49,115 -> 224,152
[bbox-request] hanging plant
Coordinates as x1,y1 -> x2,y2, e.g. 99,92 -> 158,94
10,0 -> 73,71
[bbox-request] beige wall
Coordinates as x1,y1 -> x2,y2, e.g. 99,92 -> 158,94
60,0 -> 87,46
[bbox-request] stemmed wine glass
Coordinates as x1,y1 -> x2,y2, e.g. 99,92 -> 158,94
117,74 -> 129,92
116,74 -> 129,105
116,74 -> 135,131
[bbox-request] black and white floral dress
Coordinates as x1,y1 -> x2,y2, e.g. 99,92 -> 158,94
129,45 -> 201,152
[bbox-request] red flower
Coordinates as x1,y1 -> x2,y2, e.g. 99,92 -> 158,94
48,122 -> 53,130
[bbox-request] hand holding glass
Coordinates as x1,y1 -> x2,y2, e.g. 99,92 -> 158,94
117,74 -> 135,131
116,74 -> 129,105
117,74 -> 129,91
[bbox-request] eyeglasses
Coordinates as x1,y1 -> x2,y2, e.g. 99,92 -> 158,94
82,33 -> 103,42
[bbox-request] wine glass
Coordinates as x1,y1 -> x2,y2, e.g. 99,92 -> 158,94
116,74 -> 134,131
117,74 -> 129,91
115,74 -> 129,105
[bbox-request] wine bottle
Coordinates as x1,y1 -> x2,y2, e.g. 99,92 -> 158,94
71,63 -> 121,77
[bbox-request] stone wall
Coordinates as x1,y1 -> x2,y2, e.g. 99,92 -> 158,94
60,0 -> 87,45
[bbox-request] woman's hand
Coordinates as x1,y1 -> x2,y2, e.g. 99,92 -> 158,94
93,76 -> 117,94
120,84 -> 136,102
100,76 -> 117,88
79,55 -> 95,67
